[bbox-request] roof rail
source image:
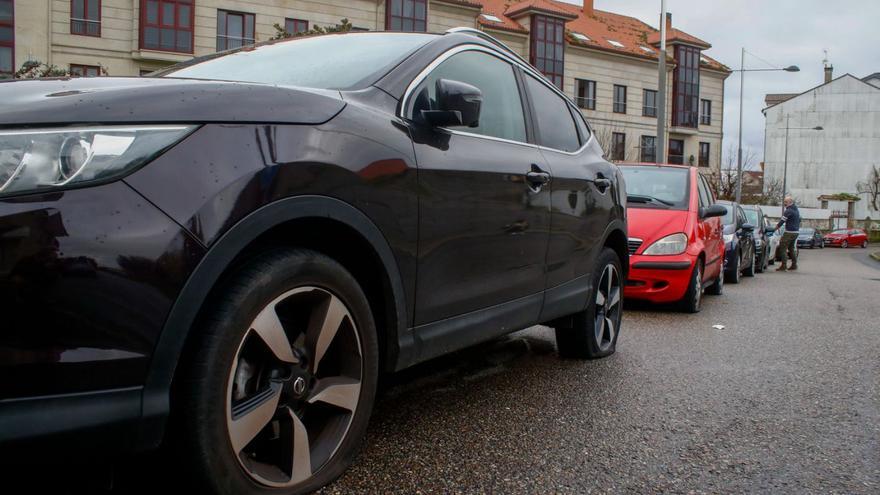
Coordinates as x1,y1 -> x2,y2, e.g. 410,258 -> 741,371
445,27 -> 532,70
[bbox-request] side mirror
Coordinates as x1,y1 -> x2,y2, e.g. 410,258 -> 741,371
420,79 -> 482,128
700,204 -> 727,219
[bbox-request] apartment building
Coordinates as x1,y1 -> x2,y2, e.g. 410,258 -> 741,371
2,0 -> 728,171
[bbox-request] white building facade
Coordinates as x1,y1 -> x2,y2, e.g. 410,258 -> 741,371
763,74 -> 880,221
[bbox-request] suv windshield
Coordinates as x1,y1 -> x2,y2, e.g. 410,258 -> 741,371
619,166 -> 689,210
161,33 -> 434,90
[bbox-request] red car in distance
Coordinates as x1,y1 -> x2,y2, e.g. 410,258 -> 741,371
823,228 -> 869,248
619,164 -> 727,312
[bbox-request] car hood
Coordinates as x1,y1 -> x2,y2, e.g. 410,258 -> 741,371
0,77 -> 345,126
627,208 -> 690,244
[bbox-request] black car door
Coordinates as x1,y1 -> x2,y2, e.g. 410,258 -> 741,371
518,74 -> 616,321
404,48 -> 552,326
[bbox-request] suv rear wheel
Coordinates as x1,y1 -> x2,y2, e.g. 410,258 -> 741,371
555,248 -> 622,359
180,248 -> 378,495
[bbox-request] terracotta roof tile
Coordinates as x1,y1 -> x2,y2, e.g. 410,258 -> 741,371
473,0 -> 729,72
647,28 -> 710,49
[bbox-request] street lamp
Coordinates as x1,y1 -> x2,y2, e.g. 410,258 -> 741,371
733,48 -> 800,205
782,115 -> 823,198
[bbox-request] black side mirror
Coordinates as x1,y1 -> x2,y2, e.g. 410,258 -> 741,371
742,223 -> 755,232
420,79 -> 482,128
700,204 -> 727,219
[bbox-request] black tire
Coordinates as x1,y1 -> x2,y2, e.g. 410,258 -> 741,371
842,240 -> 848,248
756,248 -> 766,273
725,250 -> 741,284
678,261 -> 703,313
179,248 -> 379,495
705,264 -> 724,296
555,248 -> 622,359
743,248 -> 756,277
862,241 -> 868,248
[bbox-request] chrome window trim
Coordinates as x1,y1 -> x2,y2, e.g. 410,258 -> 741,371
400,37 -> 593,155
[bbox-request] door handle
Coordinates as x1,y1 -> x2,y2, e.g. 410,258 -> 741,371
592,177 -> 612,188
525,164 -> 551,191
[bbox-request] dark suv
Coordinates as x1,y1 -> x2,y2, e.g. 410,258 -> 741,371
0,29 -> 627,493
741,204 -> 769,272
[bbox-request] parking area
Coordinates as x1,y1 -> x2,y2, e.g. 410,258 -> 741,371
321,248 -> 880,493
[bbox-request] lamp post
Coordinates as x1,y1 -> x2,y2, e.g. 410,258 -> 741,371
655,0 -> 667,164
782,114 -> 823,198
733,48 -> 799,205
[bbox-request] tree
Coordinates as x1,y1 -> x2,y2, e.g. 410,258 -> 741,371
857,165 -> 880,211
12,60 -> 108,79
592,125 -> 639,162
271,18 -> 353,40
707,143 -> 759,202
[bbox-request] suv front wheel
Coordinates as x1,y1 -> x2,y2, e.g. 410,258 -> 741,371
180,248 -> 378,495
554,248 -> 622,359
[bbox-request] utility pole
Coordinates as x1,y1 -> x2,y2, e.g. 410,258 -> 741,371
735,47 -> 745,205
782,114 -> 790,197
655,0 -> 667,164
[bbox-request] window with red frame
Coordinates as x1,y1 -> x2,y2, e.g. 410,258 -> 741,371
385,0 -> 426,32
141,0 -> 193,53
530,15 -> 565,88
672,44 -> 700,127
71,0 -> 101,37
217,10 -> 255,51
70,64 -> 101,77
0,0 -> 13,77
285,18 -> 308,35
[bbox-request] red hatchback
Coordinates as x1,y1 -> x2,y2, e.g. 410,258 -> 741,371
823,228 -> 869,248
619,164 -> 727,312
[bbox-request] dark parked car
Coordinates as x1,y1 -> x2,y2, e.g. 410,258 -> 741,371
741,204 -> 770,272
717,201 -> 756,283
797,227 -> 824,248
0,30 -> 628,493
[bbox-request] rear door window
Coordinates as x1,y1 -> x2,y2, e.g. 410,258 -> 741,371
524,75 -> 581,152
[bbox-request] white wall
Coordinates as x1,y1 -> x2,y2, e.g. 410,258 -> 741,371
763,75 -> 880,220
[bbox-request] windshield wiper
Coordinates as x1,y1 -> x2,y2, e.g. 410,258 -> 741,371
627,194 -> 675,206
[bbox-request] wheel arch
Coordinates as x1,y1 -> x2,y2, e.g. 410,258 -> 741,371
601,219 -> 629,278
137,195 -> 408,451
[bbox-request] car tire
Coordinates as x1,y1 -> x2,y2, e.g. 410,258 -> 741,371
810,240 -> 815,249
756,249 -> 766,273
862,240 -> 868,248
178,248 -> 379,495
555,248 -> 622,359
705,265 -> 724,296
743,248 -> 756,277
725,250 -> 741,284
678,261 -> 703,313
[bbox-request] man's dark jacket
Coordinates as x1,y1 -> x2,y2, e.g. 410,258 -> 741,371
777,204 -> 801,232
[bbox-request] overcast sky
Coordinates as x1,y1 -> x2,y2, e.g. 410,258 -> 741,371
564,0 -> 880,169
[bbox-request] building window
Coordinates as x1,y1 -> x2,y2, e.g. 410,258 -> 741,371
613,85 -> 627,113
285,18 -> 308,35
642,89 -> 657,117
141,0 -> 193,53
668,138 -> 685,164
611,132 -> 626,161
71,0 -> 101,36
0,0 -> 13,77
700,99 -> 712,125
699,142 -> 710,167
530,15 -> 565,89
640,135 -> 656,163
575,79 -> 596,110
672,45 -> 700,127
385,0 -> 426,32
70,64 -> 101,77
217,10 -> 255,51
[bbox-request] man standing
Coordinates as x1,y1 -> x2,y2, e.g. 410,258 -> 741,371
775,196 -> 801,271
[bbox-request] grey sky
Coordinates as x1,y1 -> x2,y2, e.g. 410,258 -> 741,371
568,0 -> 880,169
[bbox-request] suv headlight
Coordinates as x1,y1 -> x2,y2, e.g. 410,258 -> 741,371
723,233 -> 735,244
0,125 -> 196,198
642,233 -> 688,255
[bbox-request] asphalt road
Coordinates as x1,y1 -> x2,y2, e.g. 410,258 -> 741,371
322,247 -> 880,494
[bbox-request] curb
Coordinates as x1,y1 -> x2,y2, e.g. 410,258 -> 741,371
871,251 -> 880,262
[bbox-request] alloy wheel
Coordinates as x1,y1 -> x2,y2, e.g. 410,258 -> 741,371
226,287 -> 362,488
693,264 -> 702,310
594,264 -> 622,352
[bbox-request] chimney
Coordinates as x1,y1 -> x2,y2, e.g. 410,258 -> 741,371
824,64 -> 833,84
665,12 -> 672,33
583,0 -> 593,16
